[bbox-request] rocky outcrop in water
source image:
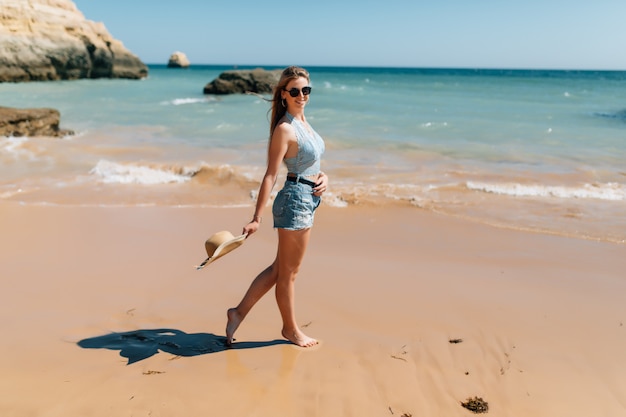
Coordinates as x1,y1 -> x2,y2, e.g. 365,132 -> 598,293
0,106 -> 74,137
203,68 -> 281,95
167,52 -> 190,68
0,0 -> 148,82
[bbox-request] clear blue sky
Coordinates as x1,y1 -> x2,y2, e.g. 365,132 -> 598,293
73,0 -> 626,70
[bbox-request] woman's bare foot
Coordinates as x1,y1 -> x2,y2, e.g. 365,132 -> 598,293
226,308 -> 242,346
282,328 -> 318,347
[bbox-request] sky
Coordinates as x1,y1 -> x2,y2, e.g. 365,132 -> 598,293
73,0 -> 626,70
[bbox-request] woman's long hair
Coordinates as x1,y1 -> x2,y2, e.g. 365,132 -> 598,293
269,66 -> 310,138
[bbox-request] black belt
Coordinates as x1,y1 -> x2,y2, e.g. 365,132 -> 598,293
286,175 -> 317,187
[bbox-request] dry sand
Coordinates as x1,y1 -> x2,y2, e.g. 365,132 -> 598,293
0,202 -> 624,417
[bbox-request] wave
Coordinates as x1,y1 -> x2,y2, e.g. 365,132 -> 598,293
90,160 -> 199,185
319,80 -> 359,92
0,188 -> 24,199
467,181 -> 625,201
0,137 -> 36,160
160,97 -> 217,106
420,121 -> 449,129
88,159 -> 260,188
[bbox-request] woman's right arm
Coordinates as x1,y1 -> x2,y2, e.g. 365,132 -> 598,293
243,122 -> 294,236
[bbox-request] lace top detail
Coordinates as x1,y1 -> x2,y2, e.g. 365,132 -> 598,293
282,112 -> 325,177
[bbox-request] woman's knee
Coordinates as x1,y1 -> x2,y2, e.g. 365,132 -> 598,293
276,267 -> 299,284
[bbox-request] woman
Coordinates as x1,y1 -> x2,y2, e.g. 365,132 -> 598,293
226,66 -> 328,348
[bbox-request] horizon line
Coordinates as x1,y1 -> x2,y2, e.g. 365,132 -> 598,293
147,63 -> 626,72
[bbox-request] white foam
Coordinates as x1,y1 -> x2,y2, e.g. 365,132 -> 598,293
90,160 -> 195,185
320,81 -> 350,91
420,121 -> 448,129
467,181 -> 625,201
323,193 -> 349,208
161,97 -> 214,106
0,188 -> 23,199
0,137 -> 36,160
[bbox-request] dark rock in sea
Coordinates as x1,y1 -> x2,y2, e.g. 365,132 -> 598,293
0,0 -> 147,82
0,106 -> 74,137
203,68 -> 281,95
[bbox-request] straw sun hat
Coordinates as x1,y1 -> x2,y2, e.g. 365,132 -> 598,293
196,231 -> 247,270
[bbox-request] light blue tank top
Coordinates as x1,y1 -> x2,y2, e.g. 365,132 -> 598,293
283,112 -> 325,177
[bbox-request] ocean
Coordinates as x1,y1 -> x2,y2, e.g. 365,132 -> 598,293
1,65 -> 625,243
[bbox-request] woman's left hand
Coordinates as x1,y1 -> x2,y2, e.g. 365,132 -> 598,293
313,172 -> 328,196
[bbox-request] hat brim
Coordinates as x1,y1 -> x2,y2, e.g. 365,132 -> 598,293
196,233 -> 247,270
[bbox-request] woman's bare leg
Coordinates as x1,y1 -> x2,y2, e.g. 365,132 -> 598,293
276,228 -> 318,347
226,262 -> 277,345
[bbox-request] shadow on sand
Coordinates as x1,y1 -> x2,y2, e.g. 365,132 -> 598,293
77,328 -> 289,364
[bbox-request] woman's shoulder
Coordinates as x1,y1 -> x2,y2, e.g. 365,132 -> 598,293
270,120 -> 297,151
274,117 -> 296,137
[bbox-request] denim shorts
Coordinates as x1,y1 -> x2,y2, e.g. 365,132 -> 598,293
273,180 -> 321,230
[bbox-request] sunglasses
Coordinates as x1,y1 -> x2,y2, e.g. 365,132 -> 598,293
284,86 -> 312,97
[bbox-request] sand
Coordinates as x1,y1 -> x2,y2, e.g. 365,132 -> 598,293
0,201 -> 624,417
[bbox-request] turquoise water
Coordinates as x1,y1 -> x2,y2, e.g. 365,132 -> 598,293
1,65 -> 625,242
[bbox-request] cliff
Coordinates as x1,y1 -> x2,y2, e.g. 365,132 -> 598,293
0,0 -> 148,82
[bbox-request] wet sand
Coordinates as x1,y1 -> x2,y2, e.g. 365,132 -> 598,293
0,202 -> 624,416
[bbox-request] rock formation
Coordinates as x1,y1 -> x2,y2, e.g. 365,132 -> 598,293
0,106 -> 74,137
203,68 -> 282,95
0,0 -> 148,82
167,51 -> 190,68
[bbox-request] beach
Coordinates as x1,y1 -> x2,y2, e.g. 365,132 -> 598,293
1,201 -> 624,417
2,2 -> 625,415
